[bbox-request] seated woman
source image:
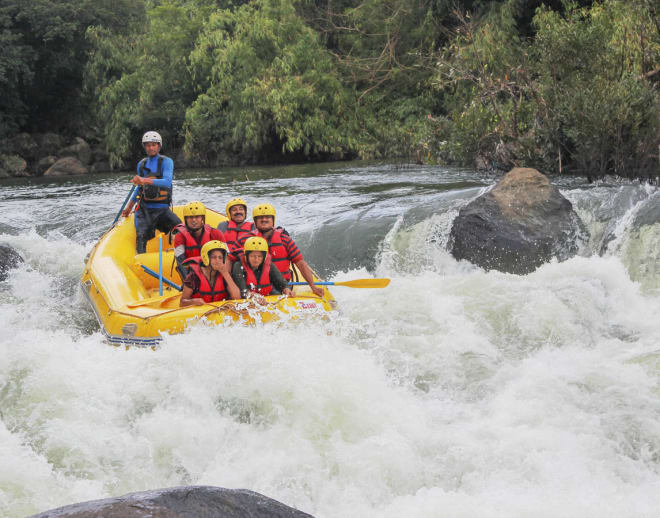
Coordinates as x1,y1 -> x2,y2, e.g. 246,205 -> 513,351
231,236 -> 292,299
180,240 -> 240,306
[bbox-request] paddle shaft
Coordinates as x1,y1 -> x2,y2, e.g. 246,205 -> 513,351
113,185 -> 136,225
289,278 -> 390,288
289,282 -> 334,286
141,265 -> 182,291
158,236 -> 163,296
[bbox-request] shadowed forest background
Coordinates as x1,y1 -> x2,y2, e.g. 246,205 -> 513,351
1,0 -> 658,177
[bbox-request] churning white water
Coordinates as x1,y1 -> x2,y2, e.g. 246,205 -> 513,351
1,163 -> 659,517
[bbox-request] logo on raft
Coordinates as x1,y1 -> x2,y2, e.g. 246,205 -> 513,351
297,301 -> 320,310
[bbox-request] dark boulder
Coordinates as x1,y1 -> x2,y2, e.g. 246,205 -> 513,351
36,156 -> 58,176
8,132 -> 38,161
92,147 -> 110,163
28,486 -> 314,518
450,167 -> 586,274
0,244 -> 24,281
0,154 -> 29,177
58,137 -> 92,165
90,161 -> 112,174
632,192 -> 660,230
34,133 -> 66,158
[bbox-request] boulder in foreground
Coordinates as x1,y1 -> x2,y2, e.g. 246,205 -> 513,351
450,167 -> 586,274
29,485 -> 315,518
0,243 -> 23,281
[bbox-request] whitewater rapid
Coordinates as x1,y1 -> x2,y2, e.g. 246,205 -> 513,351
1,164 -> 659,517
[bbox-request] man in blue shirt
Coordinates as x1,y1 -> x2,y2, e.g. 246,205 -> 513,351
121,131 -> 181,253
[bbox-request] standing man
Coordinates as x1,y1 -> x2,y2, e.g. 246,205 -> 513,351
173,201 -> 224,280
251,203 -> 324,297
217,197 -> 256,259
121,131 -> 181,253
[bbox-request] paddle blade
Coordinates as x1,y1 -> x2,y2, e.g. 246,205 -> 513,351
334,278 -> 390,288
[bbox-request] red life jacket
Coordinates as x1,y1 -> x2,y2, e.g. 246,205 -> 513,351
218,220 -> 256,253
240,253 -> 273,295
177,224 -> 215,259
264,229 -> 291,281
188,260 -> 228,302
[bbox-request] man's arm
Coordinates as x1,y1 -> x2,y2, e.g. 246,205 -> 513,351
283,234 -> 323,297
150,157 -> 174,188
270,264 -> 291,295
293,258 -> 324,297
132,157 -> 173,188
231,261 -> 248,298
121,200 -> 136,218
218,257 -> 241,300
180,272 -> 204,307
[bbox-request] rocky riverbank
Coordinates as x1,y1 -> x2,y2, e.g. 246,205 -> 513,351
0,133 -> 201,178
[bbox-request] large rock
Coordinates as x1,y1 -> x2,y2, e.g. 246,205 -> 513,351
44,156 -> 89,176
34,133 -> 65,157
8,132 -> 38,161
0,244 -> 24,281
36,155 -> 58,176
90,161 -> 112,174
92,147 -> 110,163
29,486 -> 314,518
58,137 -> 92,165
0,154 -> 29,177
450,167 -> 586,274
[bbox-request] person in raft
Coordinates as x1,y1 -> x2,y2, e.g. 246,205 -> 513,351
231,236 -> 292,300
179,240 -> 241,306
217,197 -> 256,260
173,201 -> 224,280
121,131 -> 181,253
250,203 -> 324,297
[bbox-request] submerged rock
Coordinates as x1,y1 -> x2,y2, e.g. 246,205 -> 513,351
0,244 -> 24,280
29,486 -> 315,518
450,167 -> 586,274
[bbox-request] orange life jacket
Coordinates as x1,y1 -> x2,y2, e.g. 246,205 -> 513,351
176,223 -> 215,259
264,229 -> 291,281
217,220 -> 256,253
188,260 -> 228,302
240,253 -> 273,295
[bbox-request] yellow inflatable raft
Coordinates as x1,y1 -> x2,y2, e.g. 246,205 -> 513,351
80,206 -> 335,346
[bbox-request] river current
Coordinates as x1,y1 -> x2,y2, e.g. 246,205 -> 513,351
1,162 -> 659,517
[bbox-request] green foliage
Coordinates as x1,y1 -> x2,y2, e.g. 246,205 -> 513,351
431,0 -> 659,176
184,0 -> 360,164
0,0 -> 142,139
532,0 -> 660,175
3,0 -> 656,176
86,0 -> 214,166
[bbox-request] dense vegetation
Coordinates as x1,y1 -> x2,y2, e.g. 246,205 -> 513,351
1,0 -> 658,177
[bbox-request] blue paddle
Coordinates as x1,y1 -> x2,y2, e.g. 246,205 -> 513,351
113,185 -> 136,225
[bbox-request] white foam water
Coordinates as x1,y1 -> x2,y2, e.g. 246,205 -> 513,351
1,167 -> 659,517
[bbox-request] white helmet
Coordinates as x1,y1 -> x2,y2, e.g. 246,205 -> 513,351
141,131 -> 162,146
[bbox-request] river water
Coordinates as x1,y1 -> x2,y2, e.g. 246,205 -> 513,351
1,162 -> 659,517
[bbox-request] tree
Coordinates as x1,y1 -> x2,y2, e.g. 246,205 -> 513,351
185,0 -> 359,164
86,0 -> 215,166
0,0 -> 142,139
